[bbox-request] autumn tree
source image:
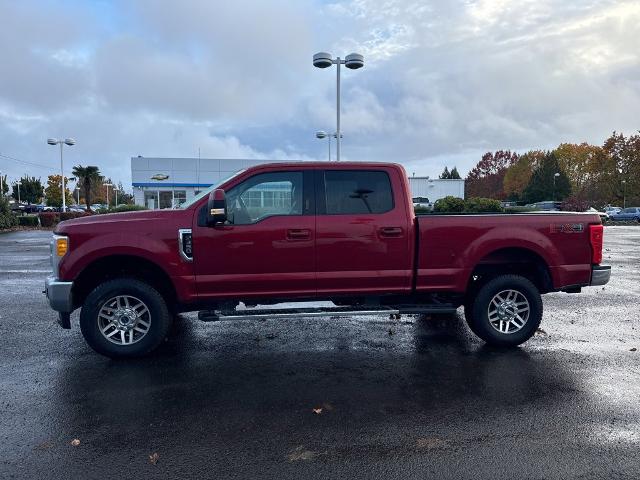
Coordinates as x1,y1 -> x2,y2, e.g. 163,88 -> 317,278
44,175 -> 73,207
466,150 -> 519,199
603,131 -> 640,205
503,150 -> 545,200
522,152 -> 571,203
12,176 -> 44,204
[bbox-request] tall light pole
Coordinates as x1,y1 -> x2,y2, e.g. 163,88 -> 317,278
47,138 -> 75,212
114,187 -> 119,207
75,186 -> 80,205
553,172 -> 560,201
313,52 -> 364,161
622,180 -> 626,208
104,183 -> 113,207
15,181 -> 21,205
0,171 -> 4,199
315,131 -> 343,161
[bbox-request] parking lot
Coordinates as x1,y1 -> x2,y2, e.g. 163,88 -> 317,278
0,227 -> 638,479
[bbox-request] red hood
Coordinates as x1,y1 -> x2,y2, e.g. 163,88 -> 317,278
55,209 -> 190,234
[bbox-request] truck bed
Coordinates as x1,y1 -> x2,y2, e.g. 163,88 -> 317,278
415,213 -> 600,293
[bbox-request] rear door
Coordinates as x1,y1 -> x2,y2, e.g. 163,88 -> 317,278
315,168 -> 413,295
193,169 -> 316,300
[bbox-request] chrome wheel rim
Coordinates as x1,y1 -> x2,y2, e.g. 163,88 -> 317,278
487,289 -> 530,334
97,295 -> 151,345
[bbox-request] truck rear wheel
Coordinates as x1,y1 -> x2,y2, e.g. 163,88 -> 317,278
464,274 -> 542,347
79,278 -> 172,358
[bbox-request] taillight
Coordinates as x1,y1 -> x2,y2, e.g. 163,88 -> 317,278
589,224 -> 603,265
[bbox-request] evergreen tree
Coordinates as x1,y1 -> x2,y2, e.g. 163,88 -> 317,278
450,167 -> 461,179
439,166 -> 451,179
522,152 -> 571,203
12,176 -> 44,204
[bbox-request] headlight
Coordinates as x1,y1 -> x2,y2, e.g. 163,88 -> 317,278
51,234 -> 69,276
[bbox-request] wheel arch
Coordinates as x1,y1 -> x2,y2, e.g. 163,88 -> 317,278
466,247 -> 553,297
72,254 -> 177,311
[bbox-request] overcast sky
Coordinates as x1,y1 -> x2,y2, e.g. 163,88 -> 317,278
0,0 -> 638,188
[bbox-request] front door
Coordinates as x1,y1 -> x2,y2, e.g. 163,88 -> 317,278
193,170 -> 316,301
315,168 -> 413,296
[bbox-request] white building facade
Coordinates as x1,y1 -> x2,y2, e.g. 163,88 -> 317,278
408,177 -> 465,202
131,157 -> 465,209
131,157 -> 279,209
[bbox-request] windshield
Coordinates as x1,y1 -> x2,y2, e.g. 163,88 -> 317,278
176,169 -> 247,209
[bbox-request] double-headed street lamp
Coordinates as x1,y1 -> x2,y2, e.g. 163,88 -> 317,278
15,181 -> 21,205
313,52 -> 364,161
47,138 -> 76,212
315,131 -> 343,161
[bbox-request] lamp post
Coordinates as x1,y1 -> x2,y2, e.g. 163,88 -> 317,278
15,181 -> 21,205
553,172 -> 560,201
113,187 -> 119,207
104,183 -> 113,208
622,180 -> 626,208
315,131 -> 343,161
47,138 -> 75,212
74,186 -> 80,205
313,52 -> 364,161
0,171 -> 4,199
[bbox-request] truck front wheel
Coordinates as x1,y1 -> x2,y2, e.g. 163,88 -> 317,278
464,274 -> 542,347
79,278 -> 172,358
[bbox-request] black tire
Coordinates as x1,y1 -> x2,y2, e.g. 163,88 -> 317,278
465,274 -> 542,347
80,278 -> 172,358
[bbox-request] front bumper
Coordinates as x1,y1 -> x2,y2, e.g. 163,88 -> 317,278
45,275 -> 73,313
590,265 -> 611,286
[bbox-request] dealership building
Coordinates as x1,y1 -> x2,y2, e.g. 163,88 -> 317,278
131,157 -> 465,209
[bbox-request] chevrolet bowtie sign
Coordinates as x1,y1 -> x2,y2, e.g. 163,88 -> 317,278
150,174 -> 169,180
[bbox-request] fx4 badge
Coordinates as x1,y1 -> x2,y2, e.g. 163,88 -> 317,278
550,223 -> 584,233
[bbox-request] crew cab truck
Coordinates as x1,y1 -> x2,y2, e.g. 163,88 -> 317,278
45,162 -> 611,358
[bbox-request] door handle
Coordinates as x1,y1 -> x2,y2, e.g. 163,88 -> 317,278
286,229 -> 311,241
379,226 -> 403,238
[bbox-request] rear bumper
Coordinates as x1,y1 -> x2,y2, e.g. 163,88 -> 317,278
45,275 -> 73,313
590,265 -> 611,286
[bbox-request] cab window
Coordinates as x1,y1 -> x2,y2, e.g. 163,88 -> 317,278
225,171 -> 303,225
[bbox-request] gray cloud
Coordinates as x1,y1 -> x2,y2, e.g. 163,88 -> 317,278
0,0 -> 638,186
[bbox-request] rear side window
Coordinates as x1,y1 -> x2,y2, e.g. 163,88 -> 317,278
324,170 -> 394,214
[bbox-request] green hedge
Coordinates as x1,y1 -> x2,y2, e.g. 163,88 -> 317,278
430,196 -> 504,214
96,204 -> 147,214
18,215 -> 39,227
0,198 -> 18,229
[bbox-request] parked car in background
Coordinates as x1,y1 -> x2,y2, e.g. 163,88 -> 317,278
68,205 -> 86,213
610,207 -> 640,222
90,203 -> 108,211
524,201 -> 563,211
587,207 -> 608,223
412,196 -> 432,210
604,206 -> 622,215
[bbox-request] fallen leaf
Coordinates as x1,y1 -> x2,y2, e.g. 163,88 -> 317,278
287,446 -> 318,461
312,408 -> 323,415
416,437 -> 449,449
630,348 -> 637,352
149,452 -> 160,465
535,328 -> 547,337
70,439 -> 80,447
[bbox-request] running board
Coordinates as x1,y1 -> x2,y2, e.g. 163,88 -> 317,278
197,304 -> 456,322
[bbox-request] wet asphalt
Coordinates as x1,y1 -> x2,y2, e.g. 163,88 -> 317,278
0,227 -> 638,479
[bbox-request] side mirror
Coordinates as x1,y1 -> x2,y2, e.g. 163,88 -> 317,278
207,189 -> 227,226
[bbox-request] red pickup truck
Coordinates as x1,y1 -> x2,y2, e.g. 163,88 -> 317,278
45,162 -> 610,358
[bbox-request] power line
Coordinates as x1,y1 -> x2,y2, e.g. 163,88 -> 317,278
0,152 -> 57,172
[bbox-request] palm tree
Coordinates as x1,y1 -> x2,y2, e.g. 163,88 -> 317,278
71,165 -> 101,211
